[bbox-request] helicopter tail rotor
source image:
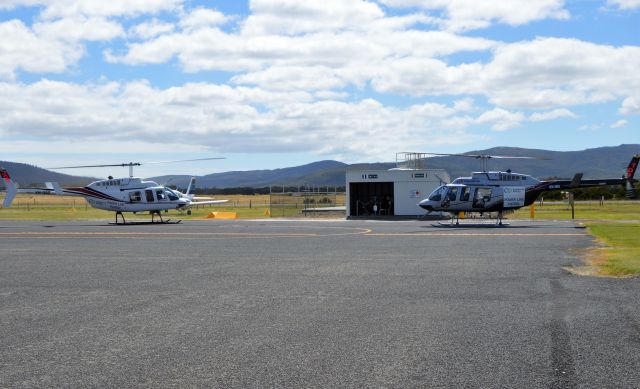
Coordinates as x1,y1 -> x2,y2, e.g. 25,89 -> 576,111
624,154 -> 640,199
625,181 -> 636,199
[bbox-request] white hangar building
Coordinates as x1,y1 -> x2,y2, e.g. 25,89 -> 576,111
345,153 -> 451,218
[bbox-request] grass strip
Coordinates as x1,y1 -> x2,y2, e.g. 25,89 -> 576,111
513,201 -> 640,220
584,222 -> 640,276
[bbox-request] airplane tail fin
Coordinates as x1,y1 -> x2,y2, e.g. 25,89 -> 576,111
45,182 -> 63,195
1,167 -> 17,208
624,154 -> 639,199
570,173 -> 583,188
185,177 -> 196,197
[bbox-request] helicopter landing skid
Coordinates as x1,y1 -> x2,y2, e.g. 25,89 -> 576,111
109,211 -> 182,225
434,221 -> 510,228
434,211 -> 509,227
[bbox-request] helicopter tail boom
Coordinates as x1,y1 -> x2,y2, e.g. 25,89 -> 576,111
1,168 -> 17,208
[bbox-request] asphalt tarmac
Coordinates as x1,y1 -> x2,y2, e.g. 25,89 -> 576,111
0,219 -> 638,388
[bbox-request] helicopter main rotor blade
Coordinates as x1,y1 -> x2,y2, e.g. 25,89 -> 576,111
485,155 -> 550,160
48,157 -> 224,170
419,153 -> 549,160
48,163 -> 142,169
142,157 -> 225,165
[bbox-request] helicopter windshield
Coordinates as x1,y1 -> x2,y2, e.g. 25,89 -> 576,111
427,185 -> 447,201
164,188 -> 181,201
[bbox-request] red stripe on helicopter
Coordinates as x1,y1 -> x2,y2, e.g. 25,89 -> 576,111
63,187 -> 122,202
0,169 -> 11,183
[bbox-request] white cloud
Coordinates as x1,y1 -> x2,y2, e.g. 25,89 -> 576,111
619,96 -> 640,114
453,98 -> 475,112
610,119 -> 627,128
33,16 -> 124,42
231,66 -> 346,91
0,79 -> 480,161
607,0 -> 640,10
0,0 -> 48,10
243,0 -> 385,35
0,0 -> 638,162
113,20 -> 496,79
0,1 -> 184,79
371,37 -> 640,109
483,38 -> 640,107
528,108 -> 577,122
0,19 -> 82,79
129,19 -> 175,40
379,0 -> 569,31
475,108 -> 525,131
180,8 -> 229,32
39,0 -> 181,19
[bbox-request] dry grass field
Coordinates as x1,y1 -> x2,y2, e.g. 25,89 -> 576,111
0,193 -> 345,220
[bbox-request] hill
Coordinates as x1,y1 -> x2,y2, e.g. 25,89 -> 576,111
152,144 -> 638,189
0,161 -> 97,187
150,160 -> 349,189
3,144 -> 639,190
423,144 -> 640,180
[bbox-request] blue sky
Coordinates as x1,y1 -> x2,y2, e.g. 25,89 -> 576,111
0,0 -> 638,178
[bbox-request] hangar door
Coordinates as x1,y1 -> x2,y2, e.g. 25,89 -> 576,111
349,182 -> 394,216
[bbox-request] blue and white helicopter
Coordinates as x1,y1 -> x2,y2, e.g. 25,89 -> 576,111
418,153 -> 640,225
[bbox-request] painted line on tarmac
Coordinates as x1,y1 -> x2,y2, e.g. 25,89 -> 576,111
0,228 -> 372,239
365,232 -> 585,237
0,231 -> 315,236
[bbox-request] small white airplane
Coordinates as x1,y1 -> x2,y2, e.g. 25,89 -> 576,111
1,158 -> 228,224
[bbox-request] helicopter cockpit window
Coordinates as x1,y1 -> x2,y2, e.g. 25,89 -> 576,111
165,189 -> 180,201
447,187 -> 458,201
156,189 -> 166,201
472,188 -> 492,208
461,187 -> 471,201
427,186 -> 447,201
129,191 -> 141,203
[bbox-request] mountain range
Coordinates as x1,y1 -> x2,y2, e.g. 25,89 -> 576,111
0,161 -> 97,187
2,144 -> 639,189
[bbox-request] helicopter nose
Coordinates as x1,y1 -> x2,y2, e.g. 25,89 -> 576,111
418,199 -> 433,211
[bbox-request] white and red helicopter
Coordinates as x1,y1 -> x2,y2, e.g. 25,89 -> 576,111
1,158 -> 228,224
418,153 -> 640,225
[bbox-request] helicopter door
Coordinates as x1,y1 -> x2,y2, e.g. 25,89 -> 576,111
472,188 -> 492,209
441,187 -> 458,208
155,189 -> 167,202
129,191 -> 142,203
145,189 -> 155,202
460,187 -> 472,203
